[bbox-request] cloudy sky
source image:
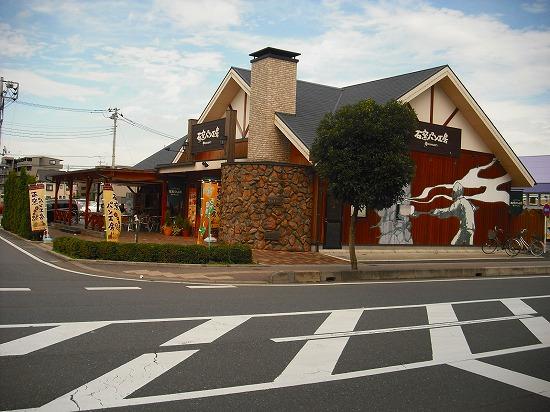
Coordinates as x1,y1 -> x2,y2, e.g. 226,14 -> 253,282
1,0 -> 549,169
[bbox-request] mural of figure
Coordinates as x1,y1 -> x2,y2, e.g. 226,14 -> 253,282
376,185 -> 413,245
407,158 -> 510,246
420,182 -> 476,245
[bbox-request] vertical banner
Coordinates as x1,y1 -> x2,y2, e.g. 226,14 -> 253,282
28,183 -> 47,232
197,181 -> 219,243
103,183 -> 122,242
187,187 -> 197,228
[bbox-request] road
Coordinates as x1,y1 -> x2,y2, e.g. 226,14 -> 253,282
1,232 -> 550,411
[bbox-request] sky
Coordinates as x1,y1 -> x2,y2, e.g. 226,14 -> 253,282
1,0 -> 549,170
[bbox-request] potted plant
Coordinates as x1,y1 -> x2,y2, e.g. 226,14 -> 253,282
173,215 -> 186,236
162,211 -> 173,236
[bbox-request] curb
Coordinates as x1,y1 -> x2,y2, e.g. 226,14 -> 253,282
270,265 -> 550,283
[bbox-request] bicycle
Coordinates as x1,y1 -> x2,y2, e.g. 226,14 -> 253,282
481,226 -> 520,257
508,228 -> 545,257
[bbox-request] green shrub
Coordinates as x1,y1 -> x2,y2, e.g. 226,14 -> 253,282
52,237 -> 252,264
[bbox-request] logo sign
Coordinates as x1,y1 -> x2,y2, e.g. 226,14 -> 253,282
544,203 -> 550,217
509,191 -> 524,216
410,121 -> 461,157
191,119 -> 226,154
28,183 -> 47,231
103,183 -> 122,242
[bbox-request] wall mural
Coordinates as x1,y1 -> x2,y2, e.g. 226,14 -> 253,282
377,159 -> 511,246
375,185 -> 413,245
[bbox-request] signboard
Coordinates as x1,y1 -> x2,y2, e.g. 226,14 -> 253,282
509,191 -> 524,216
197,181 -> 220,243
103,183 -> 122,242
410,121 -> 461,157
28,183 -> 47,232
191,119 -> 226,153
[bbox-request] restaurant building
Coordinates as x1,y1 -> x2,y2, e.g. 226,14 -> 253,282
134,47 -> 534,250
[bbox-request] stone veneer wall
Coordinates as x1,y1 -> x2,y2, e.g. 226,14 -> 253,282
220,162 -> 313,251
248,57 -> 297,162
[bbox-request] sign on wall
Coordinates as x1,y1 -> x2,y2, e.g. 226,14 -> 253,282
410,121 -> 461,157
28,183 -> 47,232
191,119 -> 226,153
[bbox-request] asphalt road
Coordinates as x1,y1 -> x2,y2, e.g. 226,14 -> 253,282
1,232 -> 550,411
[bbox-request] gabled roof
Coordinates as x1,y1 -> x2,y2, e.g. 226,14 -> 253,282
520,156 -> 550,183
234,65 -> 447,151
133,136 -> 186,170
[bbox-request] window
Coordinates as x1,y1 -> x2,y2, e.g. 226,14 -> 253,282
49,160 -> 57,165
528,194 -> 539,206
26,166 -> 32,171
46,184 -> 54,191
523,194 -> 527,206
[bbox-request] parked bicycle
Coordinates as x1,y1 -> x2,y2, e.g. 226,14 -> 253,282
508,228 -> 545,257
481,226 -> 520,256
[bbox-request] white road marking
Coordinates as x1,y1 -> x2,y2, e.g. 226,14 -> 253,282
501,298 -> 537,315
271,315 -> 534,343
451,359 -> 550,398
2,295 -> 549,329
520,317 -> 550,344
275,309 -> 363,383
0,321 -> 109,356
161,315 -> 251,346
26,343 -> 548,410
0,288 -> 30,292
40,350 -> 198,411
85,286 -> 141,291
2,234 -> 550,288
426,303 -> 470,362
186,285 -> 237,289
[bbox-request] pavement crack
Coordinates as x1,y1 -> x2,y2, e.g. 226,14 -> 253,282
69,387 -> 81,411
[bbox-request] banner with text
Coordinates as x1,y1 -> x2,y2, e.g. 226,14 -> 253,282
28,183 -> 47,232
103,183 -> 122,242
197,181 -> 220,243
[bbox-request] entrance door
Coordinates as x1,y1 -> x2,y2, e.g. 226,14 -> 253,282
324,193 -> 343,249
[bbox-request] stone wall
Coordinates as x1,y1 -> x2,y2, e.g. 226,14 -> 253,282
220,162 -> 313,251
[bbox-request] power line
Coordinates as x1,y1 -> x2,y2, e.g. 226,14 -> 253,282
119,115 -> 180,140
4,121 -> 109,130
1,131 -> 111,140
2,126 -> 112,136
14,100 -> 107,113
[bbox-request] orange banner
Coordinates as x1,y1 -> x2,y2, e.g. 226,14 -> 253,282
103,183 -> 122,242
197,181 -> 220,243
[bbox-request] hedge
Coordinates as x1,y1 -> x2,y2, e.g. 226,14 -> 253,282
2,169 -> 41,240
53,237 -> 253,264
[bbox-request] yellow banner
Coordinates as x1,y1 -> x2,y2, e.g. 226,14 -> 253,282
197,181 -> 220,243
103,183 -> 122,242
28,183 -> 47,232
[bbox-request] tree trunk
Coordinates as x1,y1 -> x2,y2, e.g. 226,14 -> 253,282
349,206 -> 358,270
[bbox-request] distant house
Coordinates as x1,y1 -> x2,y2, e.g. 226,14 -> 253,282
518,155 -> 550,209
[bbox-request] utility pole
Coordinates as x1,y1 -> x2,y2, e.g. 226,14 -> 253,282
0,77 -> 20,154
108,107 -> 119,168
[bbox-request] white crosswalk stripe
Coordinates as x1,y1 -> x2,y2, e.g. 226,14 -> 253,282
1,295 -> 550,411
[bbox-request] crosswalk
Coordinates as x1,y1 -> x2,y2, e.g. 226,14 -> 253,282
1,294 -> 550,411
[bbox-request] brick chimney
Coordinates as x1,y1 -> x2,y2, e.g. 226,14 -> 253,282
248,47 -> 300,162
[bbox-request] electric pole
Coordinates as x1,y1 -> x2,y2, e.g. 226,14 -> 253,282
0,77 -> 20,155
108,107 -> 119,168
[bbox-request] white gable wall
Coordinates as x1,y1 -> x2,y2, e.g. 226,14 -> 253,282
410,84 -> 491,154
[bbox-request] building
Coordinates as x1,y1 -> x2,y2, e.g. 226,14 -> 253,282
133,47 -> 533,250
518,155 -> 550,209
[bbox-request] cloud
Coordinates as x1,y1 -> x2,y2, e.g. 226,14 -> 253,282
0,23 -> 40,57
522,1 -> 547,14
153,0 -> 244,30
0,68 -> 103,101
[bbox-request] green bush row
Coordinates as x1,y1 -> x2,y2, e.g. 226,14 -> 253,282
53,237 -> 253,264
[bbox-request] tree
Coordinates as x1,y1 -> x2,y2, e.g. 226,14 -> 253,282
311,99 -> 417,269
2,168 -> 38,239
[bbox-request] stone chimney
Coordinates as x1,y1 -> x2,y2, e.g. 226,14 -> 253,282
248,47 -> 300,162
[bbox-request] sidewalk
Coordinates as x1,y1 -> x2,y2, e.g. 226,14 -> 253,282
37,230 -> 549,284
